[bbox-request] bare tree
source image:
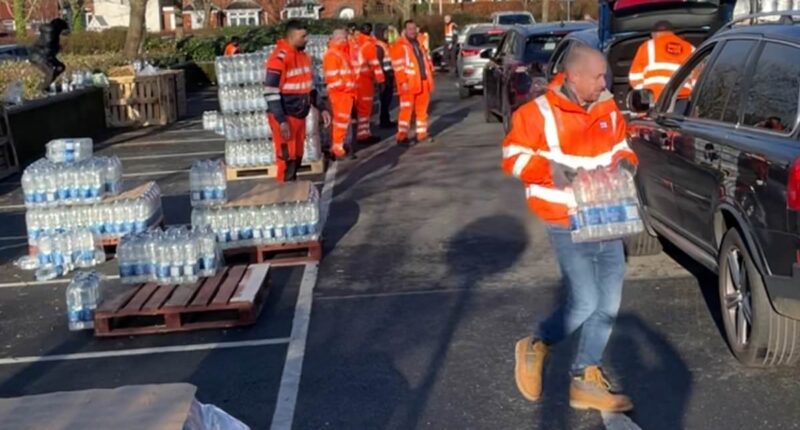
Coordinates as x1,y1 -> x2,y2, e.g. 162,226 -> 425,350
0,0 -> 44,37
174,0 -> 184,37
124,0 -> 148,59
190,0 -> 215,28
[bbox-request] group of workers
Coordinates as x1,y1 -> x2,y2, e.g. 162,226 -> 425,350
227,19 -> 434,182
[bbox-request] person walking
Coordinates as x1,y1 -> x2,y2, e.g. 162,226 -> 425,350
353,23 -> 386,145
502,44 -> 638,412
443,15 -> 458,71
391,19 -> 435,146
224,36 -> 241,56
264,20 -> 331,182
628,20 -> 694,101
374,23 -> 396,128
323,26 -> 358,159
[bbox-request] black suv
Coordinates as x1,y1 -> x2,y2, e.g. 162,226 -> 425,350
626,12 -> 800,367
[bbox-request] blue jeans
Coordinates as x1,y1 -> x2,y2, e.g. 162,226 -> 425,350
537,226 -> 626,374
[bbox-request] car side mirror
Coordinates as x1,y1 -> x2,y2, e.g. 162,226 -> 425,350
628,89 -> 654,113
480,49 -> 495,59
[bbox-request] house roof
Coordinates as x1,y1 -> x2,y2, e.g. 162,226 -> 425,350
226,0 -> 261,10
88,15 -> 109,27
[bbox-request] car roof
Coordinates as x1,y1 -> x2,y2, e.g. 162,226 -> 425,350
511,21 -> 596,36
492,11 -> 532,16
714,21 -> 800,45
560,27 -> 601,48
465,25 -> 507,35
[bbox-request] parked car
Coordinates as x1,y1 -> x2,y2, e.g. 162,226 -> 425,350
456,25 -> 506,98
546,0 -> 737,109
0,44 -> 30,62
626,11 -> 800,367
491,11 -> 535,26
483,21 -> 595,130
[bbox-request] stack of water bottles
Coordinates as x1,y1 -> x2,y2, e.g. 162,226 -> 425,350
21,156 -> 123,207
223,111 -> 271,141
191,186 -> 320,248
224,107 -> 322,167
33,229 -> 106,281
117,226 -> 221,285
66,270 -> 101,331
202,111 -> 225,135
219,86 -> 268,114
25,182 -> 163,245
190,160 -> 227,207
46,138 -> 93,163
569,167 -> 644,243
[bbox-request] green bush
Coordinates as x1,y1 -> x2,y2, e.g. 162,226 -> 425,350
62,28 -> 128,54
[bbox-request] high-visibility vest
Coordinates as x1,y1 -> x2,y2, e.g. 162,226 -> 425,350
390,36 -> 435,95
501,88 -> 638,226
354,33 -> 385,83
628,31 -> 694,100
375,39 -> 393,75
264,39 -> 314,119
323,41 -> 357,94
419,32 -> 430,53
224,42 -> 238,56
444,22 -> 456,42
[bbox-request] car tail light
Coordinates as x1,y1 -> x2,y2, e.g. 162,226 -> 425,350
789,158 -> 800,211
461,48 -> 480,57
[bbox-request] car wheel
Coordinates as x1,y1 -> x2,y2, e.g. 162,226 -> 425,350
459,86 -> 470,99
718,228 -> 800,366
484,87 -> 499,123
623,230 -> 662,256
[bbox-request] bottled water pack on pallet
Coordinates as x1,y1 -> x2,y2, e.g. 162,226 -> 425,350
224,111 -> 271,141
215,52 -> 268,87
66,270 -> 101,331
46,138 -> 93,164
21,156 -> 123,207
33,229 -> 107,281
117,226 -> 221,285
25,182 -> 163,245
569,168 -> 644,243
219,86 -> 268,114
190,160 -> 227,207
202,111 -> 225,135
191,186 -> 320,248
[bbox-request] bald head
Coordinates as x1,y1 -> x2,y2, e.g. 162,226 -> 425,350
563,44 -> 608,105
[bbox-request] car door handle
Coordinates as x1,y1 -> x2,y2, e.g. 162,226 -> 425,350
703,144 -> 719,163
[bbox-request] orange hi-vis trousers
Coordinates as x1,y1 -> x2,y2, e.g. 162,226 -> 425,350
329,91 -> 354,156
267,113 -> 306,182
397,80 -> 432,141
355,76 -> 375,141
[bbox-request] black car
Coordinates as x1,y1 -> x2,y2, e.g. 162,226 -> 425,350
482,21 -> 594,131
626,12 -> 800,367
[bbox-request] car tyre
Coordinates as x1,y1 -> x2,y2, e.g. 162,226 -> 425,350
623,230 -> 662,256
484,86 -> 499,123
459,86 -> 471,99
718,228 -> 800,367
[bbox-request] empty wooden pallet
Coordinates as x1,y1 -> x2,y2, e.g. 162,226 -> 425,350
225,159 -> 325,181
94,263 -> 271,337
223,240 -> 321,266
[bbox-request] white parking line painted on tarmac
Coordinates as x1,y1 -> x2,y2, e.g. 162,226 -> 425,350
122,169 -> 189,177
0,337 -> 291,365
0,203 -> 25,211
118,151 -> 223,161
271,161 -> 337,430
108,137 -> 223,148
0,274 -> 120,289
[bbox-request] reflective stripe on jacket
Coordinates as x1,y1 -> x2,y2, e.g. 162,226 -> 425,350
501,86 -> 638,226
355,33 -> 386,83
264,39 -> 314,122
628,31 -> 694,100
390,36 -> 435,95
375,39 -> 393,75
324,41 -> 357,94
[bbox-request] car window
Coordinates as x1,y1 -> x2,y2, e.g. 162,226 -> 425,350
690,40 -> 755,124
498,15 -> 533,25
741,42 -> 800,134
503,32 -> 517,56
664,46 -> 714,116
467,32 -> 504,47
525,35 -> 563,63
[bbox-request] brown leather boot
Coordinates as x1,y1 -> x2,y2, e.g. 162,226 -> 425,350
569,366 -> 633,412
514,336 -> 549,401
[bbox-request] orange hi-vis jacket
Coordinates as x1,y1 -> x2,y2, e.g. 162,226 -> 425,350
323,40 -> 357,94
628,31 -> 694,100
354,33 -> 385,83
444,22 -> 456,42
264,39 -> 314,123
501,86 -> 638,227
374,39 -> 393,75
419,32 -> 430,53
224,42 -> 239,56
391,36 -> 435,95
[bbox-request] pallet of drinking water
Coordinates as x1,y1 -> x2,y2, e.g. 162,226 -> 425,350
117,226 -> 222,286
46,137 -> 93,164
25,181 -> 163,247
190,159 -> 228,207
569,167 -> 644,243
202,111 -> 225,135
21,156 -> 122,207
15,229 -> 108,281
215,52 -> 268,88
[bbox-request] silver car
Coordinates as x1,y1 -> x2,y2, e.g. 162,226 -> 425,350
456,25 -> 506,98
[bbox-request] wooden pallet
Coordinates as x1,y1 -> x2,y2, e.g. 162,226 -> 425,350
105,71 -> 181,128
225,159 -> 326,181
223,240 -> 321,266
94,263 -> 271,337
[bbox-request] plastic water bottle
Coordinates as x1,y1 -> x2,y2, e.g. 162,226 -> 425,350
616,169 -> 644,235
66,271 -> 100,331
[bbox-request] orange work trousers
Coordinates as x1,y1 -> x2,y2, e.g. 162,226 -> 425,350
397,80 -> 432,141
329,91 -> 355,156
355,77 -> 375,141
267,113 -> 306,182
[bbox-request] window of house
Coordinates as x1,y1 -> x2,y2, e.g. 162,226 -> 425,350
229,10 -> 259,26
741,42 -> 800,133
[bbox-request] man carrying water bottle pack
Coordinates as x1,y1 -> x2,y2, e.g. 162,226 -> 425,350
500,44 -> 639,412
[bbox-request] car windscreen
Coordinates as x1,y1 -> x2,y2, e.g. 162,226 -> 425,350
524,34 -> 563,62
467,32 -> 504,47
498,15 -> 533,25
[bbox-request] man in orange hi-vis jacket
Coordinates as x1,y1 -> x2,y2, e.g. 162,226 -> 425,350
323,26 -> 357,159
628,20 -> 694,101
503,45 -> 638,413
391,19 -> 435,146
353,23 -> 386,145
224,36 -> 240,56
264,20 -> 330,182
